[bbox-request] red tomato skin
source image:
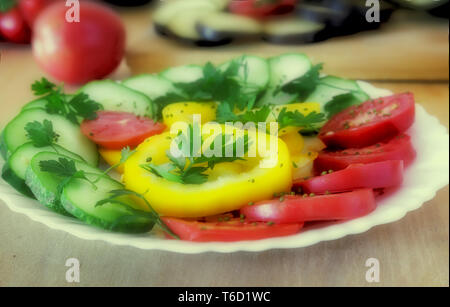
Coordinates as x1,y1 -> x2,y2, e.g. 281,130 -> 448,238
0,8 -> 31,43
241,189 -> 376,223
80,111 -> 166,149
320,93 -> 415,148
18,0 -> 56,27
294,160 -> 404,194
314,134 -> 416,173
229,0 -> 295,18
161,217 -> 303,242
32,2 -> 125,84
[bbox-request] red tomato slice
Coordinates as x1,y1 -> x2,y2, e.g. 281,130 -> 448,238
294,160 -> 404,194
0,7 -> 31,44
320,93 -> 415,148
241,189 -> 376,223
161,217 -> 303,242
229,0 -> 295,18
314,134 -> 416,173
81,111 -> 166,149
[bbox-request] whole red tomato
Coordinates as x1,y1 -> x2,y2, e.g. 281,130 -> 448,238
32,1 -> 126,84
18,0 -> 57,27
0,7 -> 31,43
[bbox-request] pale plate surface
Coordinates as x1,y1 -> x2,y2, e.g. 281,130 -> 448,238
0,82 -> 448,253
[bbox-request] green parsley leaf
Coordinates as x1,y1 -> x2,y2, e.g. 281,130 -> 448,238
141,163 -> 183,183
0,0 -> 16,13
68,93 -> 102,121
39,157 -> 97,194
278,64 -> 323,101
180,166 -> 209,185
324,93 -> 362,117
119,146 -> 136,164
31,78 -> 58,96
277,108 -> 326,132
39,157 -> 78,178
216,104 -> 271,124
216,103 -> 240,123
25,120 -> 59,147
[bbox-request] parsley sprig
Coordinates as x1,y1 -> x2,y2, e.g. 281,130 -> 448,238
31,78 -> 102,124
96,146 -> 136,180
141,126 -> 250,184
95,189 -> 178,238
277,108 -> 326,132
216,104 -> 272,124
25,119 -> 59,148
278,64 -> 323,101
39,157 -> 98,195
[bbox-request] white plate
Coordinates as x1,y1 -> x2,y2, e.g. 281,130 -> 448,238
0,83 -> 449,253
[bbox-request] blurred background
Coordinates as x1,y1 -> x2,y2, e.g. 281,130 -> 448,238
1,0 -> 447,125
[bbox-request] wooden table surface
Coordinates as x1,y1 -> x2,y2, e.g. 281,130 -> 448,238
0,5 -> 448,287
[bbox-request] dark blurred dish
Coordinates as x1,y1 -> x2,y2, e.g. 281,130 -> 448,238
152,0 -> 398,46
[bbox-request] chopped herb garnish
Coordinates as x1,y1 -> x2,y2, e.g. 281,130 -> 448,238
31,77 -> 102,124
140,125 -> 250,185
277,108 -> 326,132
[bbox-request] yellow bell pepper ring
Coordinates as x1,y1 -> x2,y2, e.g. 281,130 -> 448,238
162,102 -> 217,128
122,128 -> 293,218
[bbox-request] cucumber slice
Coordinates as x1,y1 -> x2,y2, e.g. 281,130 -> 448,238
256,53 -> 313,106
21,95 -> 74,112
219,55 -> 270,92
196,12 -> 262,43
25,152 -> 104,215
304,75 -> 370,112
79,80 -> 156,118
166,9 -> 231,46
61,174 -> 154,233
153,0 -> 221,36
3,109 -> 98,166
122,74 -> 182,101
1,163 -> 34,198
160,64 -> 204,85
21,98 -> 47,111
9,142 -> 85,180
263,18 -> 327,44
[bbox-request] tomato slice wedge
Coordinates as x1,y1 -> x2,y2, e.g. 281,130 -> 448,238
161,217 -> 303,242
241,189 -> 376,223
319,93 -> 415,148
294,160 -> 403,194
81,111 -> 166,149
314,134 -> 416,173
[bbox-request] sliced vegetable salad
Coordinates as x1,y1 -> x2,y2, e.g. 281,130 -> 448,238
0,53 -> 416,242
